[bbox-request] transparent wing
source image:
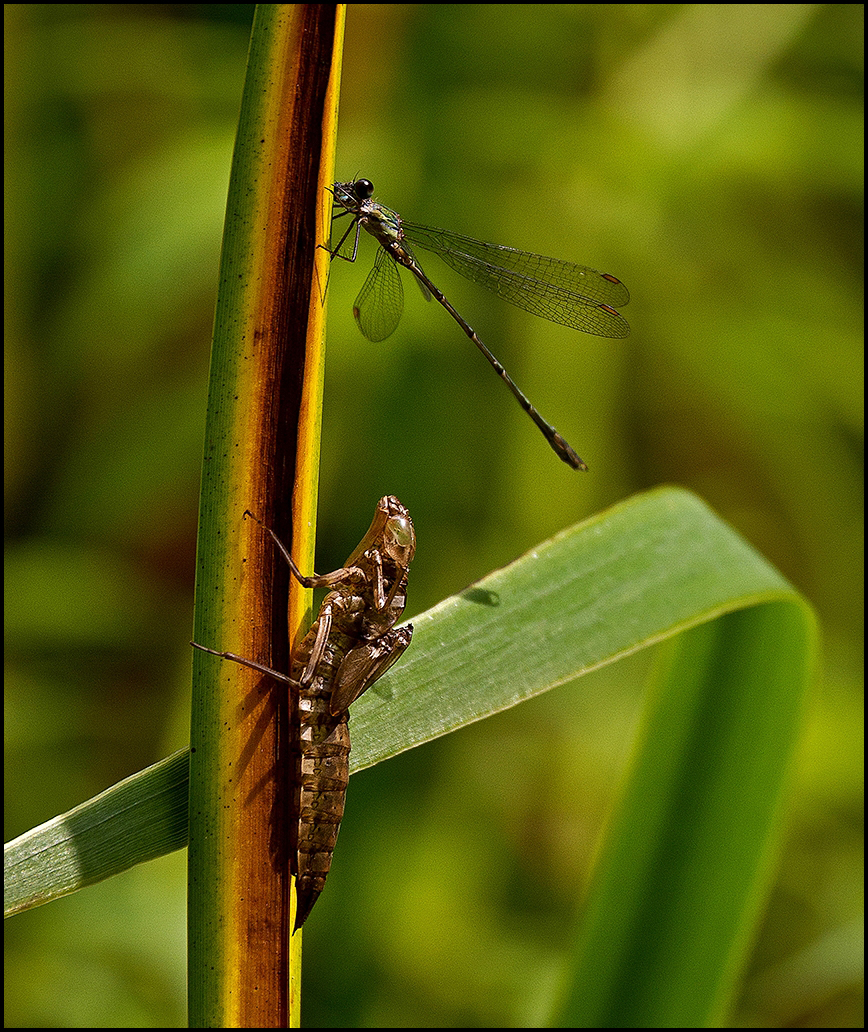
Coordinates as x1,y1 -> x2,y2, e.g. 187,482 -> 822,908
353,245 -> 405,342
402,221 -> 630,338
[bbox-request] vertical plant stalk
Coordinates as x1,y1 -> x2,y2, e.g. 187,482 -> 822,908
189,5 -> 345,1028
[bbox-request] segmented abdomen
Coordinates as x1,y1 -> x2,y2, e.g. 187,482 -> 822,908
293,627 -> 353,930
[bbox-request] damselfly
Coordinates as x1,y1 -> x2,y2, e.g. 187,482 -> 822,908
329,178 -> 630,471
193,496 -> 415,930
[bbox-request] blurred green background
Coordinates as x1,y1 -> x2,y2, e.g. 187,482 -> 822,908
5,4 -> 862,1027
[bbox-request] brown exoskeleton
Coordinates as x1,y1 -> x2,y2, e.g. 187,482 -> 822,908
193,495 -> 415,930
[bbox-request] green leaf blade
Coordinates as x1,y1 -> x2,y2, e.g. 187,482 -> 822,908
550,600 -> 815,1027
348,486 -> 797,771
4,749 -> 189,917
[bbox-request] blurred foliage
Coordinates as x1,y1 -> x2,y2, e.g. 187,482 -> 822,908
5,4 -> 862,1028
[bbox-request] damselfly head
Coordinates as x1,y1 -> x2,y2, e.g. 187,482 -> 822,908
331,178 -> 374,211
